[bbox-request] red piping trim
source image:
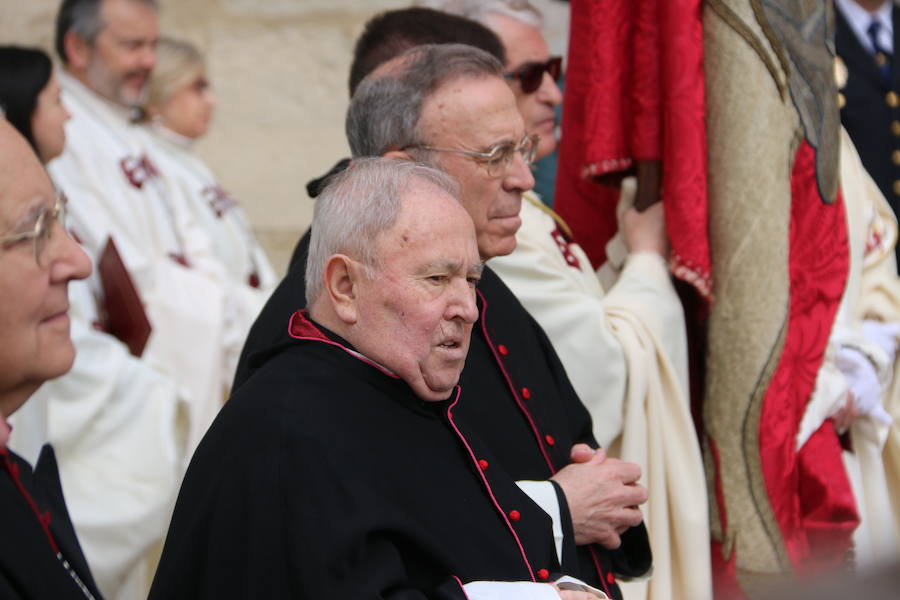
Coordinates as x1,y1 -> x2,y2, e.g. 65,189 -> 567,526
445,390 -> 536,582
287,311 -> 400,379
587,546 -> 613,598
452,575 -> 472,599
477,289 -> 556,474
1,451 -> 60,554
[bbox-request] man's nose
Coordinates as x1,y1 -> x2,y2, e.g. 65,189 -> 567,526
538,72 -> 563,107
504,150 -> 535,192
449,281 -> 479,324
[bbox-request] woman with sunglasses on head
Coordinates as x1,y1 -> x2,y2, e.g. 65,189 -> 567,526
139,37 -> 276,314
0,116 -> 102,598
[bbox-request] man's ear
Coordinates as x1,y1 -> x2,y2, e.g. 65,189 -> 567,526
383,149 -> 413,161
323,254 -> 360,324
64,31 -> 92,71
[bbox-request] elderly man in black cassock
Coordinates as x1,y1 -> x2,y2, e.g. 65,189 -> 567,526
234,41 -> 652,598
149,157 -> 606,600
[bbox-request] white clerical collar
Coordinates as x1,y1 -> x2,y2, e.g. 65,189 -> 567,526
58,69 -> 139,124
836,0 -> 894,54
150,123 -> 196,150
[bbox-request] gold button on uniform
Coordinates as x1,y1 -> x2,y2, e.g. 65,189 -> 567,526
887,91 -> 899,107
893,121 -> 900,136
893,151 -> 900,166
837,92 -> 846,109
876,52 -> 888,67
893,180 -> 900,196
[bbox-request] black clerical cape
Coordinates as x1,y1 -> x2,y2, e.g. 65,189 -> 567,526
151,313 -> 571,599
0,445 -> 102,599
233,230 -> 652,598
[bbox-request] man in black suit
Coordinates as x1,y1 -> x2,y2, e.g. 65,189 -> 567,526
835,0 -> 900,262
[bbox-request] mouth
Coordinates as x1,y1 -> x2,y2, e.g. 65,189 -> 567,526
42,307 -> 70,325
491,213 -> 522,232
436,337 -> 467,360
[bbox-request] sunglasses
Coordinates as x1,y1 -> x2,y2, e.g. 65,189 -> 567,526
504,56 -> 563,94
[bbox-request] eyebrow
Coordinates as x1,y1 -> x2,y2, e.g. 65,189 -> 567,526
420,259 -> 483,274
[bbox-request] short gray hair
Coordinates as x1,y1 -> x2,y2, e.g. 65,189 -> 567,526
345,43 -> 503,158
415,0 -> 543,29
305,157 -> 460,306
55,0 -> 159,64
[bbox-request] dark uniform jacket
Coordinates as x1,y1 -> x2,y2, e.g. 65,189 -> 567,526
836,3 -> 900,263
151,314 -> 572,598
233,231 -> 652,598
0,445 -> 102,599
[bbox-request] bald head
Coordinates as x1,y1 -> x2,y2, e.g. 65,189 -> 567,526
0,118 -> 53,215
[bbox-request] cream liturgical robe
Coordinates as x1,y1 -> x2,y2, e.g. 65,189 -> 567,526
489,191 -> 711,600
140,124 -> 277,374
805,129 -> 900,569
9,70 -> 239,600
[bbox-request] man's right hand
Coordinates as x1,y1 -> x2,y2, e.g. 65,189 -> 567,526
550,445 -> 647,548
621,201 -> 667,257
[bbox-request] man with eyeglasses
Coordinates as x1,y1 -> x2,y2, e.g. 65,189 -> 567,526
11,1 -> 244,597
419,5 -> 703,598
238,41 -> 651,599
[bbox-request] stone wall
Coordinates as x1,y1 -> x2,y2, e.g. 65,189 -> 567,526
1,0 -> 569,274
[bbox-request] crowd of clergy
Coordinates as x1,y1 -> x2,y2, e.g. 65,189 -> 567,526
0,0 -> 899,599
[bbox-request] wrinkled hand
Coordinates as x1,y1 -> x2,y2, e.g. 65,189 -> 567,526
551,445 -> 647,548
621,202 -> 667,257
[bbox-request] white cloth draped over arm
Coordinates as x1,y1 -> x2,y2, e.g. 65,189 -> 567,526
463,576 -> 607,599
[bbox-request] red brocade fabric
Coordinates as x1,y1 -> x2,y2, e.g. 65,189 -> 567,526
555,0 -> 710,295
758,141 -> 857,572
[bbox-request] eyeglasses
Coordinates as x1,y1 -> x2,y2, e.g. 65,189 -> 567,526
504,56 -> 563,94
0,190 -> 68,266
408,134 -> 540,178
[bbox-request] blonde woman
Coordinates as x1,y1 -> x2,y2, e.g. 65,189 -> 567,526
141,37 -> 276,305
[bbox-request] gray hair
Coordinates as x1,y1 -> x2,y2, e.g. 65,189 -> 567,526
305,157 -> 460,306
55,0 -> 158,63
414,0 -> 543,29
345,43 -> 503,158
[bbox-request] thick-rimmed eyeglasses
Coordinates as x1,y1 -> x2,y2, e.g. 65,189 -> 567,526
408,134 -> 540,179
0,190 -> 68,266
504,56 -> 563,94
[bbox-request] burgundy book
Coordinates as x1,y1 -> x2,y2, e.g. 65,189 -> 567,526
97,237 -> 152,357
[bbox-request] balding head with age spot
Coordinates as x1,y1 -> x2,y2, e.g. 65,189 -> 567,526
347,44 -> 535,261
307,158 -> 482,402
0,118 -> 91,417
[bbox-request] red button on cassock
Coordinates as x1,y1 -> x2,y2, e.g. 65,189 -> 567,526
498,344 -> 509,356
537,569 -> 550,581
544,434 -> 555,446
508,510 -> 521,522
521,387 -> 531,399
606,572 -> 616,584
478,459 -> 489,471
